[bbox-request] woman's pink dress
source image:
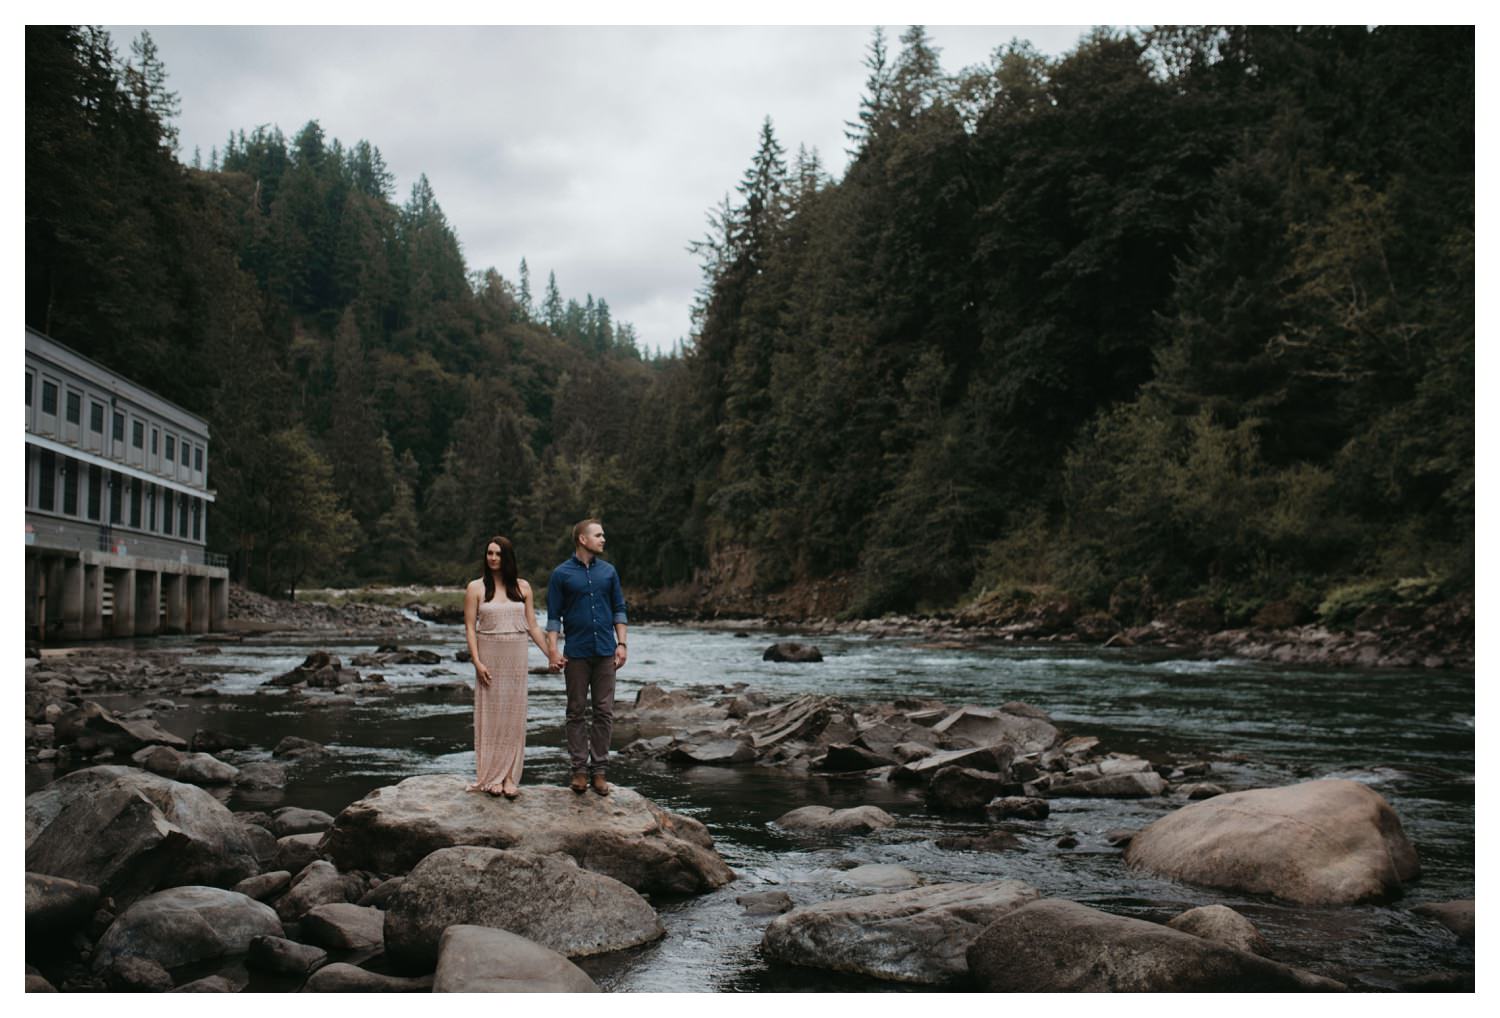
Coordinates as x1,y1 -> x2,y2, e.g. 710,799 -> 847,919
469,593 -> 529,792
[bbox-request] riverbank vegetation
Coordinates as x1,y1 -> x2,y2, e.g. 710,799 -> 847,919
26,26 -> 1472,627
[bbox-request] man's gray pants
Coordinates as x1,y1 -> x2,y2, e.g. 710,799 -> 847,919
564,656 -> 616,774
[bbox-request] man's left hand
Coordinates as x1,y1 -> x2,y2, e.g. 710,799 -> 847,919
614,644 -> 627,670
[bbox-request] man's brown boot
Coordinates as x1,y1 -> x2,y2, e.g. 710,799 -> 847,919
591,771 -> 611,796
569,771 -> 588,794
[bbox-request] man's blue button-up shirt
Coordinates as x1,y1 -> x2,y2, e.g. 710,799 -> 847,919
545,554 -> 628,659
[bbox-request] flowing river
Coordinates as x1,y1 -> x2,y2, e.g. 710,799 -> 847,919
36,616 -> 1475,992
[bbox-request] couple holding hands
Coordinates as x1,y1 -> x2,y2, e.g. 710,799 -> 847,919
462,518 -> 626,801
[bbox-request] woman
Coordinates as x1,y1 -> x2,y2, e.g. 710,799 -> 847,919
463,535 -> 551,799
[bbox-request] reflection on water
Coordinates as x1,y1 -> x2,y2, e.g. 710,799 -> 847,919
38,619 -> 1474,991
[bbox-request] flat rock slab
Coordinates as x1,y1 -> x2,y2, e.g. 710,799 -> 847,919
433,925 -> 600,992
91,885 -> 283,974
737,891 -> 794,915
384,846 -> 664,969
299,902 -> 385,951
318,774 -> 733,895
1048,770 -> 1168,798
966,898 -> 1345,991
931,706 -> 1059,755
762,880 -> 1040,985
775,805 -> 896,835
1124,779 -> 1420,905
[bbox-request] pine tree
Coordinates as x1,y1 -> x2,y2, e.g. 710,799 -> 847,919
542,271 -> 563,330
517,258 -> 532,320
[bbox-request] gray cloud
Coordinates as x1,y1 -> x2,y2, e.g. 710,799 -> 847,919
107,25 -> 1090,352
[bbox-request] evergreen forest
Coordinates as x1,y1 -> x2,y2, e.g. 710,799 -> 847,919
25,25 -> 1474,626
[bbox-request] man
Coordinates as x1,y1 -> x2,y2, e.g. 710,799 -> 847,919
546,518 -> 628,795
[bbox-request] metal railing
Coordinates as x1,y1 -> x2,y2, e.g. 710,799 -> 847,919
204,551 -> 228,568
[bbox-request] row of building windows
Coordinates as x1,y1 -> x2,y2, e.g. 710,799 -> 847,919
26,447 -> 204,542
26,370 -> 206,474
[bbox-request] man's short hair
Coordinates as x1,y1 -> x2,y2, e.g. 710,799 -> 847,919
573,518 -> 602,546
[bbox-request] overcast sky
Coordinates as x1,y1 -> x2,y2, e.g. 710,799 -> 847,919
99,24 -> 1096,353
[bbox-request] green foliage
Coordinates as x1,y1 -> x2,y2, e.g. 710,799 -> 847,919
26,25 -> 1472,616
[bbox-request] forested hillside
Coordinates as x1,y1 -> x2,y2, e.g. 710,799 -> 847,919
26,25 -> 1473,626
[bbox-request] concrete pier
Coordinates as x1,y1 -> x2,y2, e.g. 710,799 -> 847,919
25,547 -> 226,642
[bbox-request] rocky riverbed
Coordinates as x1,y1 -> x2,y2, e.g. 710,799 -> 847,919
22,629 -> 1474,993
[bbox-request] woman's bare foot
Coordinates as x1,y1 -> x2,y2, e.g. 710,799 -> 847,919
501,781 -> 520,800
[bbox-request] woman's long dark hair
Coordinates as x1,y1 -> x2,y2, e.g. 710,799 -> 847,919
482,535 -> 524,603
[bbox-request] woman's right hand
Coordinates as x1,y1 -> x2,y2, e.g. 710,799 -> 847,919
474,662 -> 492,687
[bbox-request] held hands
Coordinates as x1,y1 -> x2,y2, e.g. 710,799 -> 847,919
548,652 -> 566,673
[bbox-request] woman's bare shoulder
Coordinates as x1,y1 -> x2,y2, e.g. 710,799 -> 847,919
465,578 -> 484,593
519,578 -> 533,595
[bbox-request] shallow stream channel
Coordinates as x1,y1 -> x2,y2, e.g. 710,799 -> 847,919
31,616 -> 1475,992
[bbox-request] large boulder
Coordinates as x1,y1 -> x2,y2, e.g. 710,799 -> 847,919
318,774 -> 733,894
762,880 -> 1039,985
384,846 -> 664,970
774,804 -> 896,835
299,903 -> 385,951
926,766 -> 1018,812
1124,779 -> 1420,905
25,766 -> 259,906
25,872 -> 101,937
1411,899 -> 1474,941
90,885 -> 283,975
432,925 -> 600,992
175,752 -> 239,785
966,898 -> 1344,991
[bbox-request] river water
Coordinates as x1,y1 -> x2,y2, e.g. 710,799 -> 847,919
44,616 -> 1475,992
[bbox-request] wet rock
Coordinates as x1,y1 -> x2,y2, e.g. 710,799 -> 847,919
838,864 -> 920,890
266,651 -> 350,688
26,872 -> 101,937
763,642 -> 823,663
190,729 -> 248,753
319,775 -> 734,894
1104,828 -> 1136,848
274,833 -> 325,874
269,806 -> 335,837
775,804 -> 896,835
984,796 -> 1049,821
891,741 -> 935,763
931,705 -> 1060,755
274,859 -> 363,921
817,743 -> 895,772
384,846 -> 663,970
892,743 -> 1014,783
247,934 -> 328,975
1180,782 -> 1227,800
130,744 -> 184,777
1055,835 -> 1078,848
737,891 -> 794,915
927,766 -> 1019,812
1411,899 -> 1474,941
103,955 -> 174,991
303,963 -> 433,992
669,737 -> 756,766
1167,904 -> 1269,955
966,899 -> 1344,991
1048,770 -> 1168,798
176,753 -> 240,785
762,880 -> 1040,985
746,695 -> 834,749
233,762 -> 287,791
53,700 -> 189,754
272,736 -> 327,759
240,824 -> 279,869
934,831 -> 1022,852
432,925 -> 600,992
90,885 -> 282,975
233,870 -> 291,903
299,902 -> 385,951
26,766 -> 259,907
1125,779 -> 1420,905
